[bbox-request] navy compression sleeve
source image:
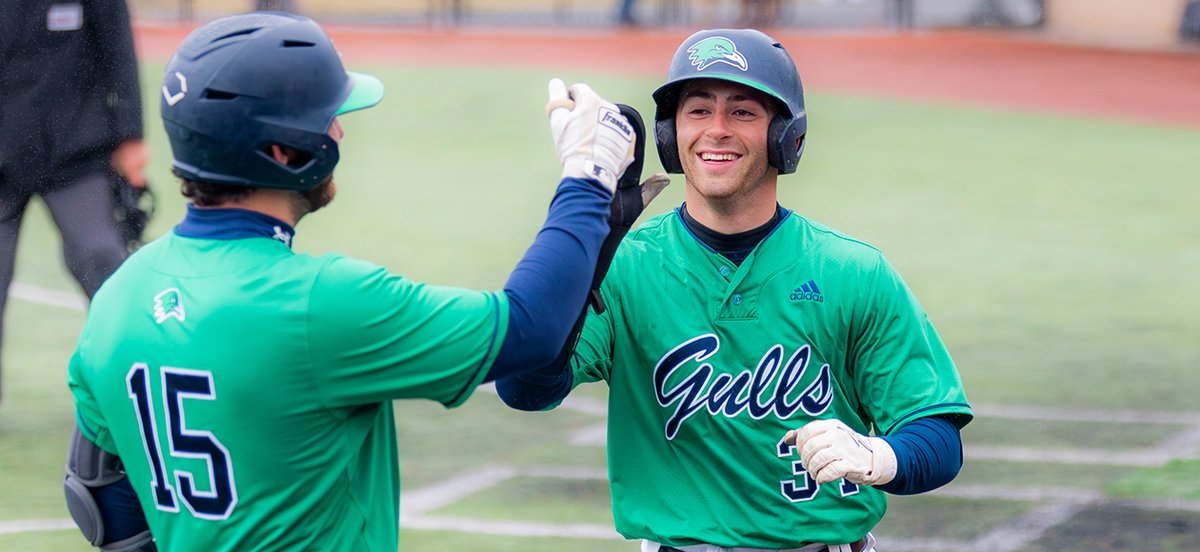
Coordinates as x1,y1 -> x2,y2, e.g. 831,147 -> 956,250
493,317 -> 578,409
91,478 -> 150,544
486,177 -> 611,382
876,415 -> 964,495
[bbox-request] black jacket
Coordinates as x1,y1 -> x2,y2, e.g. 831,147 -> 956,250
0,0 -> 143,193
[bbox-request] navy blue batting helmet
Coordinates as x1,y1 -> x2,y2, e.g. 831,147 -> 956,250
161,13 -> 384,190
652,29 -> 806,175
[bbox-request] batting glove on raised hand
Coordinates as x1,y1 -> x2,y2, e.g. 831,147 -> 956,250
785,419 -> 898,486
545,78 -> 636,194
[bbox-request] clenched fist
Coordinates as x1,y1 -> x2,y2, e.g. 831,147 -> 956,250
784,419 -> 897,486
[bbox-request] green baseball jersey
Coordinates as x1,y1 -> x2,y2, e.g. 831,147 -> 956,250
68,231 -> 508,551
567,208 -> 972,548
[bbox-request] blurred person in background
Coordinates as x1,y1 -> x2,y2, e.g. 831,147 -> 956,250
253,0 -> 299,12
739,0 -> 783,27
0,0 -> 148,403
888,0 -> 916,29
1186,0 -> 1200,40
616,0 -> 639,26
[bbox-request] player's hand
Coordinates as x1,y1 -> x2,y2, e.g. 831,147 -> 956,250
784,419 -> 897,486
110,139 -> 149,188
545,78 -> 636,194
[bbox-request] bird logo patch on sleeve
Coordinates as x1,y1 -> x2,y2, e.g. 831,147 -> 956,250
153,288 -> 186,323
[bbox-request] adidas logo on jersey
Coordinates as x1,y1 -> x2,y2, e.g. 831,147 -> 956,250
790,279 -> 823,303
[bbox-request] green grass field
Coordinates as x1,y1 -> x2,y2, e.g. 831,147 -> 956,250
2,62 -> 1198,550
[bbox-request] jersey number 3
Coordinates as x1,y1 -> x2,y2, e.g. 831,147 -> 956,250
776,437 -> 858,502
127,363 -> 238,520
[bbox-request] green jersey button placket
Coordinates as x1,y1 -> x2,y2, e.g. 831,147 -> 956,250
716,262 -> 756,320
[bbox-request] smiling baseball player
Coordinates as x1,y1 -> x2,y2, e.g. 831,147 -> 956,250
497,29 -> 973,551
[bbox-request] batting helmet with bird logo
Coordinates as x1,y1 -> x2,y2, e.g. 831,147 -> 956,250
652,29 -> 806,175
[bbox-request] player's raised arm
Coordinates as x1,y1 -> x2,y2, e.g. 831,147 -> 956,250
480,79 -> 647,382
492,95 -> 669,407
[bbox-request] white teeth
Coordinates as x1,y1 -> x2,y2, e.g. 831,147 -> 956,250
701,153 -> 737,161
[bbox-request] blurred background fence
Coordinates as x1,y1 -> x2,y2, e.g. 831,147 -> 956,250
127,0 -> 1200,51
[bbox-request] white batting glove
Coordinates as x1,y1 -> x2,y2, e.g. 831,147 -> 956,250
785,419 -> 898,486
545,78 -> 636,194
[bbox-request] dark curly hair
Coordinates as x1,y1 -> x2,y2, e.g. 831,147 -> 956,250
178,177 -> 254,207
178,172 -> 335,222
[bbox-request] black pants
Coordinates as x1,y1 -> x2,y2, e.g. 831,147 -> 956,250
0,169 -> 127,401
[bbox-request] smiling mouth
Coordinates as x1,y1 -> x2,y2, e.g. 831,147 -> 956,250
700,152 -> 740,162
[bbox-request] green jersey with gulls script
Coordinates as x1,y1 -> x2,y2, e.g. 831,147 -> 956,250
563,209 -> 972,547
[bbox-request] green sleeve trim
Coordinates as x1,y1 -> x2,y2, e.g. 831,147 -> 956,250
75,413 -> 119,455
76,414 -> 99,442
884,403 -> 973,435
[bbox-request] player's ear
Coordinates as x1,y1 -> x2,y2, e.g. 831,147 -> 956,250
268,145 -> 289,165
266,144 -> 314,170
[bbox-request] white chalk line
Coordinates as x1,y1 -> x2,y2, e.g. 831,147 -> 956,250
0,518 -> 76,535
9,282 -> 86,311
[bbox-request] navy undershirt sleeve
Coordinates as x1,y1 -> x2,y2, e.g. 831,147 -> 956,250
91,477 -> 150,544
493,316 -> 579,409
486,177 -> 611,382
876,415 -> 964,495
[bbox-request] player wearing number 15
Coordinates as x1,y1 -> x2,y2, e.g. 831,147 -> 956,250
497,29 -> 973,550
64,12 -> 638,552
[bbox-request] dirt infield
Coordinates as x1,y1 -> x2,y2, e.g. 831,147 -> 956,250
134,23 -> 1200,129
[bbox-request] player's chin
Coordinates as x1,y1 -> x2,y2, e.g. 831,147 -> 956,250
689,175 -> 744,199
306,177 -> 338,213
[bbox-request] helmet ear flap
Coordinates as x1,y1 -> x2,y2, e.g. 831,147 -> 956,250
767,115 -> 805,175
251,123 -> 340,188
654,117 -> 684,174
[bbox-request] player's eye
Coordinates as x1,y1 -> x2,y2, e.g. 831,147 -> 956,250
732,107 -> 761,119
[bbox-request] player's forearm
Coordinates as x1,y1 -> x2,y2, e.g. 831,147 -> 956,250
492,304 -> 583,408
90,478 -> 152,543
876,415 -> 964,495
487,177 -> 610,381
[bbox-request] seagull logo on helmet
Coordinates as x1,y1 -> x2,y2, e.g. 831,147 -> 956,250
687,37 -> 748,72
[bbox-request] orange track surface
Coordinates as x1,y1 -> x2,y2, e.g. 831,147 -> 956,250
135,24 -> 1200,128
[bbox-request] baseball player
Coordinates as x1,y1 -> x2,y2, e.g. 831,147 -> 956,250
64,13 -> 645,551
497,29 -> 973,551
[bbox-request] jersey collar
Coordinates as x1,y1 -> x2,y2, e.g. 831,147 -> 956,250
677,203 -> 792,265
175,205 -> 296,249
